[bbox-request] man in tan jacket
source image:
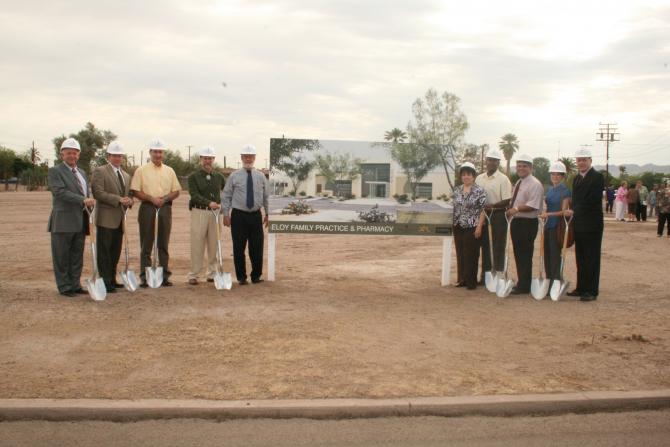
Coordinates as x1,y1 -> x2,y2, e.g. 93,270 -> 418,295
91,142 -> 133,293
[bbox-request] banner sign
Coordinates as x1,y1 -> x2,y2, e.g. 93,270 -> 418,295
269,138 -> 454,236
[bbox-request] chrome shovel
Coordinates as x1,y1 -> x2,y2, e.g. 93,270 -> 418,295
531,217 -> 550,300
120,206 -> 138,292
211,208 -> 232,290
496,214 -> 515,298
483,210 -> 497,293
550,215 -> 573,301
145,207 -> 164,288
84,205 -> 107,301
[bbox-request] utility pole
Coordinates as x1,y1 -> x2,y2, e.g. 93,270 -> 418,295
596,123 -> 619,186
186,145 -> 193,163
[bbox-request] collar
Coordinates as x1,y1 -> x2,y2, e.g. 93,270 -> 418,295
579,167 -> 592,177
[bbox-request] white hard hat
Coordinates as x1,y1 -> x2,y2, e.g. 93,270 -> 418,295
575,147 -> 592,158
459,161 -> 477,173
60,137 -> 81,151
149,138 -> 167,151
485,149 -> 503,160
549,161 -> 567,174
199,146 -> 216,157
240,144 -> 256,155
106,141 -> 125,155
516,154 -> 533,164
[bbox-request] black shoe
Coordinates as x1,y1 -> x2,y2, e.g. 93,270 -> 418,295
454,282 -> 466,287
510,287 -> 528,295
60,291 -> 76,298
113,282 -> 124,289
567,289 -> 581,297
162,280 -> 173,287
106,287 -> 117,294
251,278 -> 264,284
207,278 -> 214,283
71,288 -> 87,295
140,281 -> 148,288
580,293 -> 597,302
238,279 -> 249,285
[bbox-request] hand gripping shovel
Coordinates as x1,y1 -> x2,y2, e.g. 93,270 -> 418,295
84,205 -> 107,301
145,207 -> 164,288
483,210 -> 498,293
211,208 -> 232,290
496,214 -> 515,298
550,215 -> 573,301
531,217 -> 550,300
120,206 -> 138,292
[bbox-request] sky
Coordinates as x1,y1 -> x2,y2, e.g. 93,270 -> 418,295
1,0 -> 669,168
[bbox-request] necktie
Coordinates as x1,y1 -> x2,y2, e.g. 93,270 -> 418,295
71,168 -> 85,195
117,169 -> 125,192
509,179 -> 521,208
246,170 -> 254,209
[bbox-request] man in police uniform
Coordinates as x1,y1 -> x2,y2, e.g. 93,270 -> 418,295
222,145 -> 269,285
130,139 -> 181,287
187,146 -> 226,285
48,138 -> 96,297
91,142 -> 133,293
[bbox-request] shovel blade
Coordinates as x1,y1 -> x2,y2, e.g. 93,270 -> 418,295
496,278 -> 514,298
121,270 -> 139,292
86,278 -> 107,301
213,272 -> 233,290
145,266 -> 164,289
484,271 -> 497,293
531,278 -> 550,300
550,280 -> 569,301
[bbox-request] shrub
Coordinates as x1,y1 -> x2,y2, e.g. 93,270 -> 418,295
357,204 -> 395,223
395,194 -> 409,204
281,199 -> 316,216
299,191 -> 306,196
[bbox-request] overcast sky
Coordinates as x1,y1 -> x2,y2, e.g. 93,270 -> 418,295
1,0 -> 669,168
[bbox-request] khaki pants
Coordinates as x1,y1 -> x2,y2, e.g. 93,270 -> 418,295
189,208 -> 219,280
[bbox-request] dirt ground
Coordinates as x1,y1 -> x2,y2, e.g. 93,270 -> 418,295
0,191 -> 668,400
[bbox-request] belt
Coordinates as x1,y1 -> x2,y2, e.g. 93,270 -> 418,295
232,208 -> 261,214
141,201 -> 171,207
191,204 -> 215,210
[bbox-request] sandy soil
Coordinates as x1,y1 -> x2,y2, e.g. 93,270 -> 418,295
0,191 -> 668,400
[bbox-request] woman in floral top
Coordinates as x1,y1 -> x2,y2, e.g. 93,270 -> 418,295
452,162 -> 487,289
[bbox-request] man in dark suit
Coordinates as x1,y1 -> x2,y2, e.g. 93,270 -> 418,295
565,148 -> 604,301
48,138 -> 96,297
91,142 -> 133,293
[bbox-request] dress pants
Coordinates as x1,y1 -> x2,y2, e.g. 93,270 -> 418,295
480,210 -> 507,278
510,217 -> 538,292
138,202 -> 172,280
51,231 -> 85,293
189,208 -> 218,281
574,230 -> 603,296
636,203 -> 647,221
454,225 -> 480,288
230,208 -> 264,281
97,223 -> 123,288
658,213 -> 670,236
543,227 -> 561,289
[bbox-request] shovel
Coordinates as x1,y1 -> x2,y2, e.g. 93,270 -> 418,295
483,210 -> 497,293
211,208 -> 233,290
120,206 -> 138,292
550,215 -> 573,301
84,205 -> 107,301
531,217 -> 550,300
496,213 -> 515,298
145,207 -> 164,288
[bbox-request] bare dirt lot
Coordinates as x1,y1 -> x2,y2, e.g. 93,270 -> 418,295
0,191 -> 668,400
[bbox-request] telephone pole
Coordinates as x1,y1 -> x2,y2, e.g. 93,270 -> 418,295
186,145 -> 193,162
596,123 -> 619,186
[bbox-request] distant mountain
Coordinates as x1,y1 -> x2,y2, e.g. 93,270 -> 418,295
594,164 -> 670,175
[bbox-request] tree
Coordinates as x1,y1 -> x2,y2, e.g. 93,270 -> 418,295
499,133 -> 519,174
269,137 -> 321,172
315,152 -> 363,197
282,155 -> 315,194
53,122 -> 117,175
559,157 -> 576,176
390,142 -> 439,199
384,128 -> 407,143
532,157 -> 550,186
0,147 -> 17,190
618,165 -> 627,178
162,150 -> 194,177
406,88 -> 469,191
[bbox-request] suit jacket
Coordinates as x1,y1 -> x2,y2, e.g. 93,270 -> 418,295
571,168 -> 604,233
91,163 -> 131,229
47,162 -> 89,233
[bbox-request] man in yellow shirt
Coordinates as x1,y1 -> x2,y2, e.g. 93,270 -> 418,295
130,139 -> 181,287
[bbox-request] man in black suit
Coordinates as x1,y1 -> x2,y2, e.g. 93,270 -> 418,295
48,138 -> 96,297
565,148 -> 604,301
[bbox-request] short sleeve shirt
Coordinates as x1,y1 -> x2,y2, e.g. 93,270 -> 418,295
510,175 -> 544,218
544,183 -> 571,230
452,184 -> 487,228
475,171 -> 512,205
130,162 -> 181,198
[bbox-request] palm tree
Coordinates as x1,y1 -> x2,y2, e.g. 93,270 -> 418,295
498,133 -> 519,174
384,128 -> 407,143
559,156 -> 576,176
